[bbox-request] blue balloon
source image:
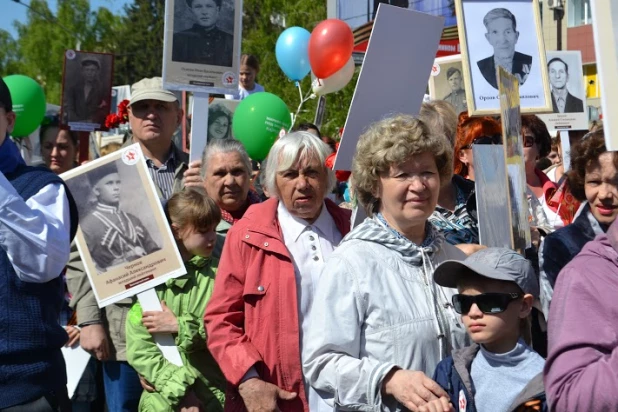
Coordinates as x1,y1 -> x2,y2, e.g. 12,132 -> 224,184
275,27 -> 311,81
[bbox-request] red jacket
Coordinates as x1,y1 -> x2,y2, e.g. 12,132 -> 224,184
204,198 -> 351,412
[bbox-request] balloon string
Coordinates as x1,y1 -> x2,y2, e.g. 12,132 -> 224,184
290,82 -> 315,132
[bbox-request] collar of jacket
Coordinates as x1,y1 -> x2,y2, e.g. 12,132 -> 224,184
451,344 -> 545,412
240,197 -> 351,257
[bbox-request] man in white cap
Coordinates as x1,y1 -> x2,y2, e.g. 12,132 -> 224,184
66,77 -> 202,411
125,76 -> 203,199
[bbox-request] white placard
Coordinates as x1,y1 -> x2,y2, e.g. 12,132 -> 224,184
334,4 -> 444,171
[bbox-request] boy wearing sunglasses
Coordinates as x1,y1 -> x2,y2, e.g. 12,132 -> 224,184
426,248 -> 546,412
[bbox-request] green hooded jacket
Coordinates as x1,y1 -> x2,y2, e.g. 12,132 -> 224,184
126,255 -> 225,411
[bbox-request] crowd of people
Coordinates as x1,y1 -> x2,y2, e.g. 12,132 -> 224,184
1,53 -> 617,412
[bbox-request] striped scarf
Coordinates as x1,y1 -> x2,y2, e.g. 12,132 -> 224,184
342,214 -> 444,266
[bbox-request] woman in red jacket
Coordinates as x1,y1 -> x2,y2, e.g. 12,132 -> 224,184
204,132 -> 351,412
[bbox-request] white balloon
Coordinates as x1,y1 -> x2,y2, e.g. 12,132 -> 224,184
311,57 -> 355,96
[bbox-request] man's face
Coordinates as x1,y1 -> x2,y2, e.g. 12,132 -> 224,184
448,71 -> 463,92
485,17 -> 519,59
191,0 -> 220,29
549,61 -> 568,90
128,99 -> 182,144
94,173 -> 121,206
82,64 -> 99,82
0,108 -> 15,145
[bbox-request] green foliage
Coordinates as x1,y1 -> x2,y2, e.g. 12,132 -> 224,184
113,0 -> 166,86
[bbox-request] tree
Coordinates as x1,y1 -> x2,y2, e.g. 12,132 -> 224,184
0,30 -> 20,76
113,0 -> 166,86
241,0 -> 358,138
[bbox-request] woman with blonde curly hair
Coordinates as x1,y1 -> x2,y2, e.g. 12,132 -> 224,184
303,114 -> 468,412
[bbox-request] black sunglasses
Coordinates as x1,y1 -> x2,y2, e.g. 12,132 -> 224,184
452,293 -> 521,315
462,134 -> 502,149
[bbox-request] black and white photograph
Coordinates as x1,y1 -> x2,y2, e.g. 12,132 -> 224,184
60,50 -> 114,132
66,159 -> 162,274
538,51 -> 588,130
162,0 -> 242,94
455,0 -> 551,115
590,0 -> 618,149
428,54 -> 468,114
172,0 -> 234,66
207,98 -> 238,141
61,145 -> 185,307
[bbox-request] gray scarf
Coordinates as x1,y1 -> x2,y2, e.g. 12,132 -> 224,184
341,214 -> 445,266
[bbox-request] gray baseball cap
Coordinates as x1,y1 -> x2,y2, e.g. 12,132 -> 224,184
434,247 -> 539,298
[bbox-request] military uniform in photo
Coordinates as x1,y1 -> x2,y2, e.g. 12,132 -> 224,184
80,163 -> 160,273
81,204 -> 160,273
172,26 -> 233,66
65,57 -> 109,125
443,88 -> 467,114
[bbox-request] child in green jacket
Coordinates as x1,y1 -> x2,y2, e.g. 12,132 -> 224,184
126,190 -> 226,411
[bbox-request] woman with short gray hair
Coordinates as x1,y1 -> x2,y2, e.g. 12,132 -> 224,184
303,114 -> 469,411
201,139 -> 261,258
262,131 -> 336,199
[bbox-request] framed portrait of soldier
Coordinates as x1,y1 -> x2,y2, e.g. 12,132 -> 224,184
590,0 -> 618,150
60,50 -> 114,132
162,0 -> 242,94
60,144 -> 186,307
428,54 -> 468,115
538,51 -> 588,131
454,0 -> 552,116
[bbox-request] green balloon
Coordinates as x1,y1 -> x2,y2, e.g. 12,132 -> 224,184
3,75 -> 46,138
232,92 -> 292,161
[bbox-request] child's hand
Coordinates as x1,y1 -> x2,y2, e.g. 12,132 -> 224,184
142,301 -> 179,334
418,397 -> 455,412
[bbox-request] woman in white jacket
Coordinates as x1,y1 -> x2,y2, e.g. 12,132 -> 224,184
303,114 -> 469,412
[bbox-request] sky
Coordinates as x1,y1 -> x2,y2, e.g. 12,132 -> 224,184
2,0 -> 130,39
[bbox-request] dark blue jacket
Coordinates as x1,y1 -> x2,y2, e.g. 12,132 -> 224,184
433,345 -> 547,412
0,165 -> 78,408
541,204 -> 605,288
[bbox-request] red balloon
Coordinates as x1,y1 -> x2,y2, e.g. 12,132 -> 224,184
309,19 -> 354,79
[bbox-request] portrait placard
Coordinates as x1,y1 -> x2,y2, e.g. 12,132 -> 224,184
61,144 -> 186,307
428,54 -> 468,115
590,0 -> 618,150
454,0 -> 552,116
60,50 -> 114,132
162,0 -> 242,94
538,51 -> 588,131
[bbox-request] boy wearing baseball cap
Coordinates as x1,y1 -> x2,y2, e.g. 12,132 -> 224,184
425,248 -> 546,412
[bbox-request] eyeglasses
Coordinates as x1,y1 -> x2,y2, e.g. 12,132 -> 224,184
452,292 -> 521,315
523,135 -> 535,148
462,134 -> 502,149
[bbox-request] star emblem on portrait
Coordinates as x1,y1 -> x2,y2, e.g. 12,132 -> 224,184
122,148 -> 140,165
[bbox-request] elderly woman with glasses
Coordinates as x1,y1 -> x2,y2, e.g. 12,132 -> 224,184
454,114 -> 502,181
302,114 -> 469,411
